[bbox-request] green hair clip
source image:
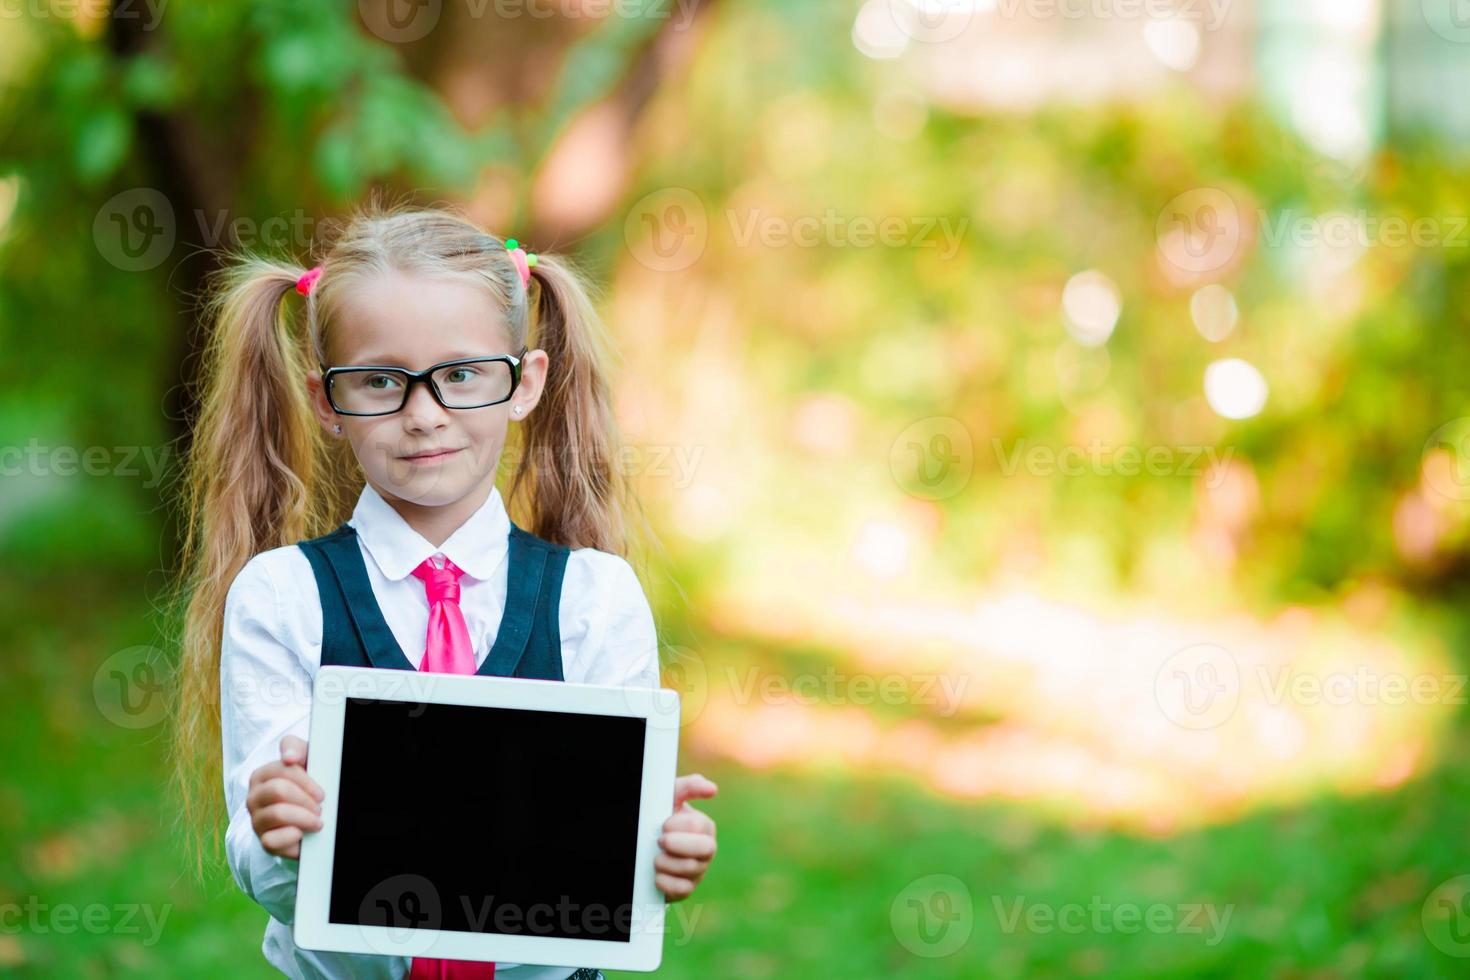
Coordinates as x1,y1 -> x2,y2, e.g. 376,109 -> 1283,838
504,238 -> 537,286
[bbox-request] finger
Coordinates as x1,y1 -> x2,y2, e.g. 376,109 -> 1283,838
663,809 -> 715,836
654,852 -> 708,877
250,777 -> 321,814
272,762 -> 326,802
249,760 -> 286,789
251,760 -> 324,802
253,802 -> 324,835
655,872 -> 694,901
280,735 -> 309,767
260,825 -> 303,858
672,774 -> 718,810
658,831 -> 716,860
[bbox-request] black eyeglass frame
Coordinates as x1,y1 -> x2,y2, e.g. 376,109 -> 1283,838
321,348 -> 529,417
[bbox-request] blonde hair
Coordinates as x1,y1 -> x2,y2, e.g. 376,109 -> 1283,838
168,200 -> 650,873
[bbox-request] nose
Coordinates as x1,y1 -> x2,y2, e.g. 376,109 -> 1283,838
401,379 -> 449,431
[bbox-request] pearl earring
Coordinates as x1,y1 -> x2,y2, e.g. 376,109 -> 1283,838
513,406 -> 523,416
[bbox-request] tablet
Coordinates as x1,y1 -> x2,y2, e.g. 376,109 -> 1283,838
293,665 -> 681,972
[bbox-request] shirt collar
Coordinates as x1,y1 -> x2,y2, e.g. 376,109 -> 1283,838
348,482 -> 511,582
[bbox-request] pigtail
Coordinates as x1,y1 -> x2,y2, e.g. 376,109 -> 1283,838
508,252 -> 641,559
169,256 -> 338,874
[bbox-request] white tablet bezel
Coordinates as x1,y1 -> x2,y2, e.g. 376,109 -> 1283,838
293,665 -> 681,973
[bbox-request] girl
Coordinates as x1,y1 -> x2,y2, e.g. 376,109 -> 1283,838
172,204 -> 718,980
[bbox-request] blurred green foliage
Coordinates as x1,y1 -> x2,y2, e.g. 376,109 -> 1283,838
598,0 -> 1470,609
4,0 -> 1470,976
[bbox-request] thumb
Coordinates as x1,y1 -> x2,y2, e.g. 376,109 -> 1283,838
280,735 -> 309,767
673,773 -> 718,810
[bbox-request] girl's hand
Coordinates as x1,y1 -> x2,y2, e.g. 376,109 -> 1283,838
247,735 -> 325,859
655,773 -> 718,902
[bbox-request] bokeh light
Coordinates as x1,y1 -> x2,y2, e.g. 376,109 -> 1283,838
1061,269 -> 1122,347
1190,283 -> 1240,342
1204,358 -> 1270,420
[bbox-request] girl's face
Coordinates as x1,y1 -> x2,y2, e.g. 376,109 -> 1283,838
306,269 -> 548,510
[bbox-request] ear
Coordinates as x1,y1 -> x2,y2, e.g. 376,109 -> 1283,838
511,348 -> 550,419
305,370 -> 340,436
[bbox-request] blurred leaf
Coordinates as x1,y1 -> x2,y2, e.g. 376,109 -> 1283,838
533,3 -> 672,150
73,107 -> 130,184
312,121 -> 357,199
120,53 -> 181,109
52,45 -> 106,103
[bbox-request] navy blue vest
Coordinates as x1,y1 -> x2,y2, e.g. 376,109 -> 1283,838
296,521 -> 571,680
297,523 -> 610,978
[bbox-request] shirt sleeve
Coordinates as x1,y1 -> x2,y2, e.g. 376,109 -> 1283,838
220,551 -> 313,926
561,550 -> 661,691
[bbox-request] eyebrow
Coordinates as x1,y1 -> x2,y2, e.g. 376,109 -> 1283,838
342,350 -> 510,366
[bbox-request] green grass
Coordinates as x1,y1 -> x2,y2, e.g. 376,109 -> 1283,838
6,570 -> 1470,978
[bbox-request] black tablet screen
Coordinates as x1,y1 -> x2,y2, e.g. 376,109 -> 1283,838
328,696 -> 647,943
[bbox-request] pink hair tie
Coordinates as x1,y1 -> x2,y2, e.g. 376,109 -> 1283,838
296,265 -> 323,296
504,238 -> 537,289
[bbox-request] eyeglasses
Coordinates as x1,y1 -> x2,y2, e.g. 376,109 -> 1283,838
322,349 -> 528,417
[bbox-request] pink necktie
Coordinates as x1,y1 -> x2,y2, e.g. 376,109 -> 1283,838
408,555 -> 494,980
410,555 -> 478,676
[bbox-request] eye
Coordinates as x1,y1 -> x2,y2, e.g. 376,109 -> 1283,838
444,367 -> 479,384
365,373 -> 402,390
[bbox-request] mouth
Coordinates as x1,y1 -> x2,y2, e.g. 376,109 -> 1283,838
400,447 -> 464,463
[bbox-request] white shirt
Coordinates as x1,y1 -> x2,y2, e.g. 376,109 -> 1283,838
220,482 -> 660,980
